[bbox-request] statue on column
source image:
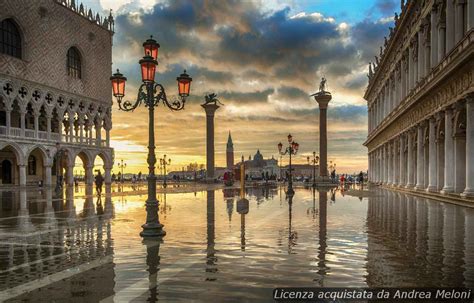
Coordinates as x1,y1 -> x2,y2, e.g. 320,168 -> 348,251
203,93 -> 223,106
319,77 -> 327,92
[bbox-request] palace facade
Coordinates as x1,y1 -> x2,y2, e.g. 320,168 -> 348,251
365,0 -> 474,197
0,0 -> 114,187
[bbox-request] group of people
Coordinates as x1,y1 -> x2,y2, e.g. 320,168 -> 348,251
339,171 -> 365,185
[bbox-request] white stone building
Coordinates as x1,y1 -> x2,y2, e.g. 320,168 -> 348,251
365,0 -> 473,197
0,0 -> 114,187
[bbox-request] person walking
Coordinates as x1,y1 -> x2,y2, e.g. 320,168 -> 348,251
95,171 -> 104,195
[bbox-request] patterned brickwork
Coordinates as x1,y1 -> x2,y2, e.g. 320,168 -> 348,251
0,0 -> 113,105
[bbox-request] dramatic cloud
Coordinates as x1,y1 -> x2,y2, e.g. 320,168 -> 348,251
85,0 -> 399,173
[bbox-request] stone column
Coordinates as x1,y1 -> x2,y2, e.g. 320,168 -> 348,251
462,96 -> 474,197
46,113 -> 52,141
201,103 -> 220,181
431,5 -> 439,67
407,130 -> 415,188
387,142 -> 393,185
104,164 -> 112,185
401,57 -> 407,100
44,164 -> 52,186
20,110 -> 26,137
438,21 -> 446,62
19,164 -> 26,186
427,117 -> 438,192
85,164 -> 93,185
415,124 -> 425,190
69,118 -> 74,143
79,118 -> 84,144
392,140 -> 398,186
96,121 -> 102,146
417,30 -> 424,80
399,134 -> 406,187
455,0 -> 465,43
34,111 -> 39,138
454,134 -> 466,193
408,42 -> 414,91
313,91 -> 332,179
66,164 -> 74,186
442,107 -> 455,193
105,125 -> 111,148
446,0 -> 455,52
5,109 -> 11,136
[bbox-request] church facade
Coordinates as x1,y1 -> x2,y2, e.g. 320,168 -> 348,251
0,0 -> 114,187
365,0 -> 473,197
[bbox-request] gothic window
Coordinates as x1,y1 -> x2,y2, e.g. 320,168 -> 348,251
67,47 -> 81,79
28,155 -> 36,175
0,19 -> 22,58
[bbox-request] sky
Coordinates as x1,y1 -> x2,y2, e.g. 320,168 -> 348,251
81,0 -> 400,174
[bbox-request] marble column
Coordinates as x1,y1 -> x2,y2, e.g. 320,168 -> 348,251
46,113 -> 52,141
85,164 -> 93,185
202,103 -> 220,181
314,91 -> 332,179
20,110 -> 26,137
96,122 -> 102,146
69,118 -> 74,143
399,134 -> 406,187
392,140 -> 398,186
431,5 -> 439,67
104,164 -> 112,185
455,0 -> 465,43
66,164 -> 74,186
438,21 -> 446,62
427,117 -> 438,192
462,95 -> 474,197
446,0 -> 455,52
19,164 -> 26,186
408,42 -> 414,91
33,112 -> 39,138
44,164 -> 52,186
406,130 -> 415,188
401,57 -> 407,100
387,142 -> 393,185
454,134 -> 466,193
105,128 -> 111,148
5,108 -> 11,136
442,107 -> 455,193
417,30 -> 424,81
415,124 -> 425,190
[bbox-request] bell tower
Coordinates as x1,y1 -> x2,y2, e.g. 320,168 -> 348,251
226,131 -> 234,169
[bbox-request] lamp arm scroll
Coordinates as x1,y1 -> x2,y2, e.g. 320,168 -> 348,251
117,83 -> 147,112
153,83 -> 186,111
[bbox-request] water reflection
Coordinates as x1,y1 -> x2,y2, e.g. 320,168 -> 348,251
0,185 -> 473,301
366,187 -> 474,287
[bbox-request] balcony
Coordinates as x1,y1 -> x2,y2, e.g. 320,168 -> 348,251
0,126 -> 109,148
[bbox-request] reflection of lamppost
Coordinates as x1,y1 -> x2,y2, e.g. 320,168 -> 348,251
160,155 -> 171,188
278,134 -> 299,196
279,155 -> 283,182
118,159 -> 126,184
307,152 -> 319,187
110,36 -> 192,238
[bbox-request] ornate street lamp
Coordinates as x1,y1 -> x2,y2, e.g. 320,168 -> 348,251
278,134 -> 299,196
160,155 -> 171,188
307,152 -> 319,187
118,159 -> 126,184
110,37 -> 192,238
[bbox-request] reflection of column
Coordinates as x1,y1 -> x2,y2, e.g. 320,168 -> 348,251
464,208 -> 474,286
406,196 -> 417,249
317,190 -> 328,285
85,164 -> 93,186
44,164 -> 52,186
201,103 -> 220,181
237,197 -> 249,251
206,190 -> 217,278
426,201 -> 443,284
142,239 -> 161,302
442,205 -> 466,285
415,197 -> 427,261
66,164 -> 74,186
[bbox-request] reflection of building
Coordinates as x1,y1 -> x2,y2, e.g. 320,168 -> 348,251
0,1 -> 114,187
237,150 -> 278,178
365,1 -> 474,197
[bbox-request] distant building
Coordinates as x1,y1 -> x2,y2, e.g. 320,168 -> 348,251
237,150 -> 278,179
226,131 -> 234,170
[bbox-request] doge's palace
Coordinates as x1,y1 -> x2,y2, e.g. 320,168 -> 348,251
0,0 -> 114,187
365,0 -> 474,197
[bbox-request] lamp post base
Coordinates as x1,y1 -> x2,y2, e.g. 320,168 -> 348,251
140,222 -> 166,237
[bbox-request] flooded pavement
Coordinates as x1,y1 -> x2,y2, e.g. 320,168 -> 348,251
0,185 -> 472,302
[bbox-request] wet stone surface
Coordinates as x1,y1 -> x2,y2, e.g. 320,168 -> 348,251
0,185 -> 472,302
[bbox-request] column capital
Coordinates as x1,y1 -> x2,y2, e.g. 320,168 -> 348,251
465,93 -> 474,104
201,103 -> 220,115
